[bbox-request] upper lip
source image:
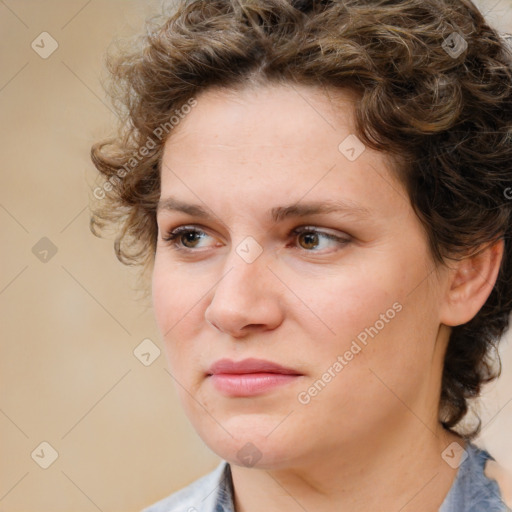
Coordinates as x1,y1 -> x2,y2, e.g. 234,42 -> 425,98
207,358 -> 302,376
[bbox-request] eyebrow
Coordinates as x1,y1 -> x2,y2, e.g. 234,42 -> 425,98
156,196 -> 373,224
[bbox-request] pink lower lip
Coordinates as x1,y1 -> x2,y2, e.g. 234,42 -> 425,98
209,372 -> 301,396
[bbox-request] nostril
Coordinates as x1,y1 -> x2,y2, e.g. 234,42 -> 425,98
206,318 -> 219,330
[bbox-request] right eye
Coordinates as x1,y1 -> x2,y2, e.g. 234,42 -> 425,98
161,225 -> 219,252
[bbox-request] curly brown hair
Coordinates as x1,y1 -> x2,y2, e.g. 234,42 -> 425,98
90,0 -> 512,438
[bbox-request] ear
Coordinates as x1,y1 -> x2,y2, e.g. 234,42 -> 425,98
439,238 -> 504,327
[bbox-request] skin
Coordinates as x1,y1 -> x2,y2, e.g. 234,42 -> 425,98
151,83 -> 503,512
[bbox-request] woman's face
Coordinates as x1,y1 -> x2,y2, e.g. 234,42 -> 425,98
152,84 -> 449,468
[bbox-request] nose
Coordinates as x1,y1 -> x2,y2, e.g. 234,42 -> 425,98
204,249 -> 284,338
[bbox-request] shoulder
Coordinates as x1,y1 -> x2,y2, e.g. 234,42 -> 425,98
484,457 -> 512,509
141,461 -> 232,512
440,442 -> 512,512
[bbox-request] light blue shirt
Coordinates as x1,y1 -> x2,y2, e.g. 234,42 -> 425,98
143,442 -> 510,512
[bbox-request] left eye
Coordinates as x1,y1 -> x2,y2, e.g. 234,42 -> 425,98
161,226 -> 350,252
289,227 -> 350,251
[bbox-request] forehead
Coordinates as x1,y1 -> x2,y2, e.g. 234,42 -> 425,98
158,83 -> 407,218
164,83 -> 360,156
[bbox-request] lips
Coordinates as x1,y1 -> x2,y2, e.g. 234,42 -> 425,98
207,358 -> 301,376
206,358 -> 303,397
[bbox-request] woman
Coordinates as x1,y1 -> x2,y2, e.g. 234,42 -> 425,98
90,0 -> 512,510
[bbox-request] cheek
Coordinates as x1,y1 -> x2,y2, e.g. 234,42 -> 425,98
151,259 -> 205,366
300,270 -> 438,407
290,254 -> 433,373
152,255 -> 205,326
291,270 -> 399,349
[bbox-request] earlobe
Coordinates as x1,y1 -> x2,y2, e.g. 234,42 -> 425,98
440,238 -> 504,327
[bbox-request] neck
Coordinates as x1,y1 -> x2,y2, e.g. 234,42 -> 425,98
230,421 -> 464,512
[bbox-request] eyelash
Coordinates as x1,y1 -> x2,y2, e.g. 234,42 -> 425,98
161,225 -> 351,254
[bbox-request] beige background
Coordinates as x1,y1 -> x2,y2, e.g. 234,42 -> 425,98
1,1 -> 512,511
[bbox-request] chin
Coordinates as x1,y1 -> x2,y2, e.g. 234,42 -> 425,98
194,418 -> 302,469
